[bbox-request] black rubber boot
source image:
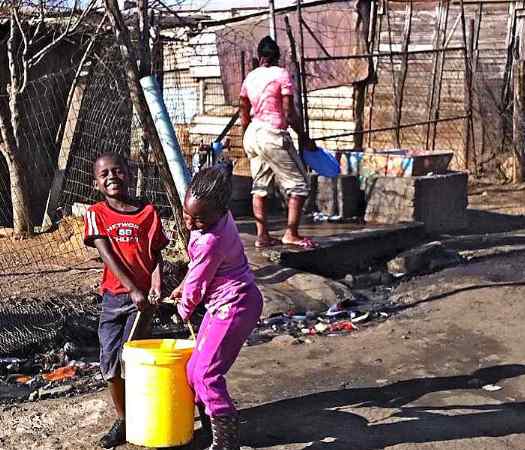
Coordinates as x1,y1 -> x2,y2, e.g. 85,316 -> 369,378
208,414 -> 240,450
99,418 -> 126,448
195,403 -> 212,448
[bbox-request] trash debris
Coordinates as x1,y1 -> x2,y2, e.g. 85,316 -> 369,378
38,384 -> 73,400
314,322 -> 329,333
246,298 -> 391,345
329,321 -> 356,333
0,358 -> 27,376
352,312 -> 370,324
312,212 -> 343,223
42,366 -> 77,382
326,302 -> 356,319
482,384 -> 503,392
15,375 -> 31,384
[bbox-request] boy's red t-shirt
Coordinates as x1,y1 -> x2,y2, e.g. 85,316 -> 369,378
83,201 -> 170,295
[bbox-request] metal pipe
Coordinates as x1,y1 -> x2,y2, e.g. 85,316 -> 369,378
269,0 -> 277,41
318,114 -> 470,141
304,46 -> 466,61
140,75 -> 191,202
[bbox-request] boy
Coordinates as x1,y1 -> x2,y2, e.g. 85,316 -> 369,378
84,152 -> 169,448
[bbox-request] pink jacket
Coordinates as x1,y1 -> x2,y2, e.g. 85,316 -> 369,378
177,212 -> 255,321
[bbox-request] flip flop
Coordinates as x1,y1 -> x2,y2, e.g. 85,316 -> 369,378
281,237 -> 318,249
255,237 -> 281,249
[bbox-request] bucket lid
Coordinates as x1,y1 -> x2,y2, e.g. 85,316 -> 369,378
123,339 -> 194,366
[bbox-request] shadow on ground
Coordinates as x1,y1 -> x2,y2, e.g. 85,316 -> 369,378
240,364 -> 525,450
465,210 -> 525,234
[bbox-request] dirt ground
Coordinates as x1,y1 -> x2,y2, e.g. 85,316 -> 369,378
3,182 -> 525,449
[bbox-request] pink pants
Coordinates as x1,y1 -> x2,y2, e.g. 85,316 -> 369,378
186,284 -> 263,417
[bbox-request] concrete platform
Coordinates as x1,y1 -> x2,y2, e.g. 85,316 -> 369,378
238,217 -> 426,278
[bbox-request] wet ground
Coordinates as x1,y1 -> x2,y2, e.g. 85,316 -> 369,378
3,182 -> 525,448
3,251 -> 525,449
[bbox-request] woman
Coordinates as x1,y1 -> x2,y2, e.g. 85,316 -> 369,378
240,36 -> 317,249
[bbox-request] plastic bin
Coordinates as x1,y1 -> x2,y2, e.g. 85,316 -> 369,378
122,339 -> 195,448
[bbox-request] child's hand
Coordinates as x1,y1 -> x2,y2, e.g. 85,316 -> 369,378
148,287 -> 161,305
170,285 -> 183,301
130,289 -> 148,311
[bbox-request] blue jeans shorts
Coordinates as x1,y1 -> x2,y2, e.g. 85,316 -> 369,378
98,292 -> 152,381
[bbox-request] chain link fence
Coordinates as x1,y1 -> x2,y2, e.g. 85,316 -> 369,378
0,2 -> 522,357
0,40 -> 192,355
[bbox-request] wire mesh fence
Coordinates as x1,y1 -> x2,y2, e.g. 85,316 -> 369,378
0,1 -> 523,356
0,3 -> 517,296
0,41 -> 195,302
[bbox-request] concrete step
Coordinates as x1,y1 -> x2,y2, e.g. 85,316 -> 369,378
258,222 -> 426,278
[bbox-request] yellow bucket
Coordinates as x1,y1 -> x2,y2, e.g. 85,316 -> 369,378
122,339 -> 195,448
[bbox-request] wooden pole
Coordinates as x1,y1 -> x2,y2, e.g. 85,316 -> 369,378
297,0 -> 310,139
285,15 -> 305,153
473,5 -> 483,176
42,14 -> 107,229
393,0 -> 413,148
240,50 -> 246,80
513,17 -> 525,182
501,1 -> 519,164
366,0 -> 379,148
460,1 -> 474,172
105,0 -> 188,248
134,0 -> 151,198
385,1 -> 399,146
150,11 -> 163,88
430,0 -> 450,151
137,0 -> 151,78
426,1 -> 443,149
513,61 -> 525,181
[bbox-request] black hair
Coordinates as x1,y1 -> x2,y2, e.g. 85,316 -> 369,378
257,36 -> 280,65
189,161 -> 233,215
93,152 -> 129,174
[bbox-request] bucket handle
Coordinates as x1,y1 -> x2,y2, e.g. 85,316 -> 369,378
162,298 -> 196,341
128,310 -> 143,342
126,299 -> 197,343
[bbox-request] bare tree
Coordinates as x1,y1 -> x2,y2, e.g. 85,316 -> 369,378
0,0 -> 96,236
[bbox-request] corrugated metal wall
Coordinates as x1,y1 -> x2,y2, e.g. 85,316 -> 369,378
163,1 -> 517,179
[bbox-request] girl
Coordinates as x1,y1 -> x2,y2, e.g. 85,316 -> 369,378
171,163 -> 263,450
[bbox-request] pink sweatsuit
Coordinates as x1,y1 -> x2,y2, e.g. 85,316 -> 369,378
177,212 -> 263,416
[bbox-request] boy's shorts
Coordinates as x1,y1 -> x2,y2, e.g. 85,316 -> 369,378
98,292 -> 152,381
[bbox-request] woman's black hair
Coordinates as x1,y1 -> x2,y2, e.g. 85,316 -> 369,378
189,161 -> 233,214
257,36 -> 280,65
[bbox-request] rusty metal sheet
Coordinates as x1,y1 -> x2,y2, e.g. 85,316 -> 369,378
216,1 -> 372,104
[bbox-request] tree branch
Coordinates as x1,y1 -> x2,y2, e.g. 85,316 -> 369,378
27,0 -> 97,69
12,7 -> 29,94
27,1 -> 46,49
56,13 -> 107,146
8,11 -> 19,96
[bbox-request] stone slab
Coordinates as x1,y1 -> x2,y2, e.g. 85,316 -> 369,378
260,222 -> 426,278
364,171 -> 468,233
316,175 -> 364,218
